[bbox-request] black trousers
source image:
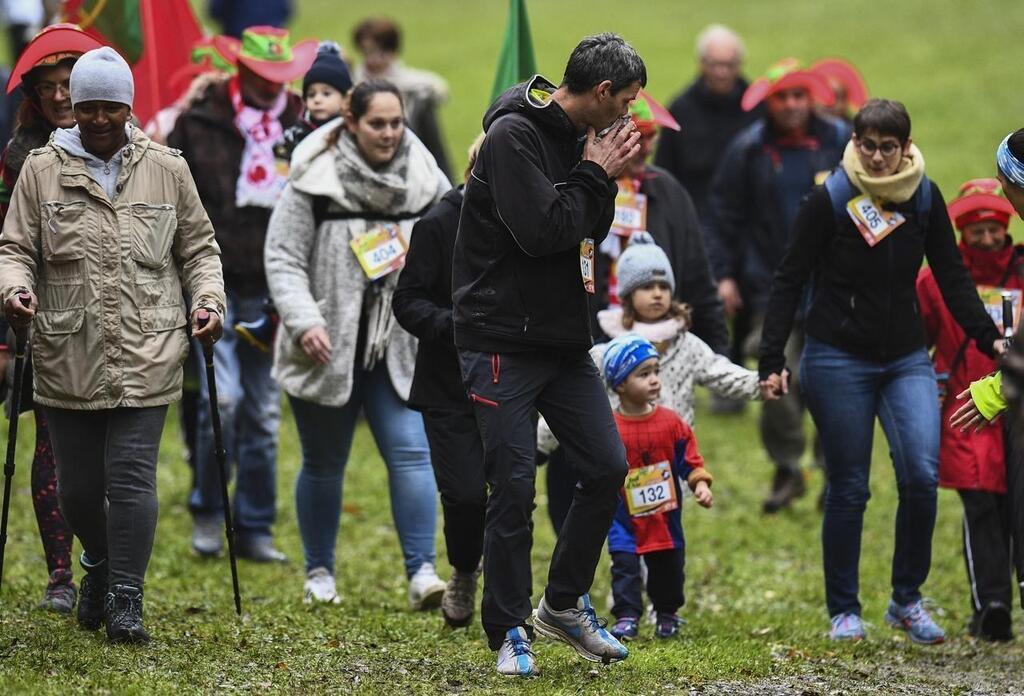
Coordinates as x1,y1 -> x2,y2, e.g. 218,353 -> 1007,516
422,406 -> 487,574
959,489 -> 1014,613
44,405 -> 168,588
610,549 -> 686,618
459,348 -> 628,650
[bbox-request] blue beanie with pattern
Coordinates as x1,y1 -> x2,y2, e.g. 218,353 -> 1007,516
602,333 -> 660,389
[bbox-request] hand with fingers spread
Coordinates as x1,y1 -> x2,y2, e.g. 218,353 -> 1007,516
949,388 -> 993,433
301,325 -> 332,365
583,117 -> 641,179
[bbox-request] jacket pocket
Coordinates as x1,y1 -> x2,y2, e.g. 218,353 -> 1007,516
40,200 -> 87,284
130,203 -> 176,270
140,303 -> 186,333
34,307 -> 85,335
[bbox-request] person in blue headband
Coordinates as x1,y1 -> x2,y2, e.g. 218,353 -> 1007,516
996,129 -> 1024,219
602,333 -> 661,389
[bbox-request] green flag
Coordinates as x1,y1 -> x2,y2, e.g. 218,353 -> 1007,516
67,0 -> 144,63
490,0 -> 538,102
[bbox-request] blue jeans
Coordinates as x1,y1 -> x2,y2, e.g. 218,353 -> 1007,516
801,337 -> 940,617
289,361 -> 437,577
190,290 -> 281,541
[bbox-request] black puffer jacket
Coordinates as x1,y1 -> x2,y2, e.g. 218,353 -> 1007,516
452,76 -> 616,353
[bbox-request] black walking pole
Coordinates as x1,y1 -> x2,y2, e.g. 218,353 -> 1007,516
0,293 -> 32,592
197,310 -> 242,615
1003,291 -> 1015,344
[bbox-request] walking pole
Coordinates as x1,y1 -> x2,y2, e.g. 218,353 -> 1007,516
0,293 -> 32,592
1003,291 -> 1015,344
197,310 -> 242,615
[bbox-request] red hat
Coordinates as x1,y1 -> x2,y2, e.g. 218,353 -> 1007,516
810,58 -> 869,111
629,90 -> 681,136
213,26 -> 316,85
741,58 -> 835,112
947,178 -> 1015,231
6,23 -> 105,95
167,36 -> 240,98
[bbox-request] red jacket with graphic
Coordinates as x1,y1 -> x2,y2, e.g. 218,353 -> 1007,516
916,240 -> 1024,492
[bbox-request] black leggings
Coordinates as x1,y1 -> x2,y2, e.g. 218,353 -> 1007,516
44,406 -> 167,588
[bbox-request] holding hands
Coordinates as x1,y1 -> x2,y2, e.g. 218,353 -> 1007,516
759,369 -> 789,401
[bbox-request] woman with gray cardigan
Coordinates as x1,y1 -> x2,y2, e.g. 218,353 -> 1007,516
265,80 -> 449,608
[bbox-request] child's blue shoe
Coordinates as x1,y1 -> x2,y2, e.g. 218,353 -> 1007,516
829,612 -> 865,641
654,613 -> 685,639
884,599 -> 946,645
610,616 -> 638,641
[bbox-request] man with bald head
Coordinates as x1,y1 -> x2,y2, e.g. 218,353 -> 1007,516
655,24 -> 762,226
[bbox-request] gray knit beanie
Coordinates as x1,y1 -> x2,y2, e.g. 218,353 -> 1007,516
616,232 -> 675,299
70,47 -> 134,108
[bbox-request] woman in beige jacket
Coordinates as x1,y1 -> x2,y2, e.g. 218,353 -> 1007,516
0,48 -> 224,643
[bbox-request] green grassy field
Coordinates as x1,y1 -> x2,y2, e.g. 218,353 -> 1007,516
2,0 -> 1024,693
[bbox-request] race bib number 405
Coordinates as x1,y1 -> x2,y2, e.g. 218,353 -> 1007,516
349,224 -> 408,280
846,195 -> 905,247
623,460 -> 678,517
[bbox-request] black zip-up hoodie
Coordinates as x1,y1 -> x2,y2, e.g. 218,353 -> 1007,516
452,76 -> 617,353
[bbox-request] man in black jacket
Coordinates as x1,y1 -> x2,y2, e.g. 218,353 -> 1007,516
705,59 -> 850,513
452,33 -> 643,676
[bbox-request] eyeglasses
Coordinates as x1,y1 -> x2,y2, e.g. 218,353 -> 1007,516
856,137 -> 902,157
34,80 -> 70,99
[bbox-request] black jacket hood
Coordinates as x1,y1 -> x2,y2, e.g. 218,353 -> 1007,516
482,75 -> 577,138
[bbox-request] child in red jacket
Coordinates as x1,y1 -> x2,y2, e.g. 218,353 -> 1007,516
601,333 -> 713,641
917,178 -> 1023,641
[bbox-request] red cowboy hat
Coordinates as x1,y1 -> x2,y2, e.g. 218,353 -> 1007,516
167,36 -> 240,99
629,90 -> 681,136
6,23 -> 105,95
810,58 -> 869,111
947,178 -> 1016,231
741,58 -> 835,112
213,26 -> 316,84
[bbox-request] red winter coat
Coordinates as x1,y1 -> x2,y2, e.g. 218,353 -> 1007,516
917,240 -> 1024,493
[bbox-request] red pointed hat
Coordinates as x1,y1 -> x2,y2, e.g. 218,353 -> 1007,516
741,58 -> 835,112
947,178 -> 1016,231
629,90 -> 681,136
6,23 -> 105,94
213,26 -> 316,84
810,58 -> 869,111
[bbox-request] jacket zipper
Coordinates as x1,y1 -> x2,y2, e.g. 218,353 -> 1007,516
469,393 -> 498,408
491,353 -> 501,384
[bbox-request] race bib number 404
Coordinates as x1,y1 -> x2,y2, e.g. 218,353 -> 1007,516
623,460 -> 678,517
349,224 -> 408,281
846,195 -> 905,247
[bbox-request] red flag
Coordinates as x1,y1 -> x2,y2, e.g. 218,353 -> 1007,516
62,0 -> 204,124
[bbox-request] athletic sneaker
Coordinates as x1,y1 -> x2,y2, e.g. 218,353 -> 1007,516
303,567 -> 341,605
829,612 -> 865,641
610,616 -> 639,641
39,568 -> 77,614
969,601 -> 1013,642
408,562 -> 446,611
884,599 -> 946,644
496,627 -> 539,677
191,515 -> 222,557
654,613 -> 685,639
441,567 -> 479,628
534,593 -> 629,664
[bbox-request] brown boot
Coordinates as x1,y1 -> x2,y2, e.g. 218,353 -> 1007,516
762,466 -> 806,513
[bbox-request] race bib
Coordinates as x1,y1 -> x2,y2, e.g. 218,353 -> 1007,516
349,224 -> 408,280
977,285 -> 1023,334
623,460 -> 678,517
611,191 -> 647,237
846,195 -> 905,247
580,237 -> 595,294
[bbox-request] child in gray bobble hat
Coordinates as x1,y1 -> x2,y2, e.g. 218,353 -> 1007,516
616,232 -> 675,301
69,46 -> 134,108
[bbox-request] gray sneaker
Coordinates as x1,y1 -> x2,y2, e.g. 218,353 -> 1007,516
534,593 -> 629,664
237,536 -> 288,564
39,568 -> 76,614
191,515 -> 222,557
441,566 -> 479,628
496,627 -> 539,677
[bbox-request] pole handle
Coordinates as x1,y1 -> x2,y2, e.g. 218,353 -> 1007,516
1002,291 -> 1015,340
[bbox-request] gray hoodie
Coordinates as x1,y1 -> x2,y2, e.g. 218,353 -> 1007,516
52,124 -> 133,200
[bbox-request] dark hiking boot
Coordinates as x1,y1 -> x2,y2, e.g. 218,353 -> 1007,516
76,555 -> 107,630
39,568 -> 77,614
969,601 -> 1013,642
762,466 -> 806,514
234,299 -> 279,354
105,584 -> 150,644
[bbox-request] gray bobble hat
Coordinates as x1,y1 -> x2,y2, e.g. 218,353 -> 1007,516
70,47 -> 134,108
616,231 -> 675,300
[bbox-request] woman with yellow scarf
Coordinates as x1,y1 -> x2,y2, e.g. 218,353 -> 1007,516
758,99 -> 1004,643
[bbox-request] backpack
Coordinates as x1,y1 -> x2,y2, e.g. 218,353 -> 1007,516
823,167 -> 932,230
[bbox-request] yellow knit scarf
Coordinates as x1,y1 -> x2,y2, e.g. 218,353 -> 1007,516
841,140 -> 926,204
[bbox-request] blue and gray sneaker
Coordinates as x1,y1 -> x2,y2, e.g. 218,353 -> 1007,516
610,616 -> 639,641
829,612 -> 865,641
884,599 -> 946,644
534,593 -> 629,664
496,627 -> 539,677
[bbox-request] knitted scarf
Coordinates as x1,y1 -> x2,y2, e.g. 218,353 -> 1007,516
841,140 -> 926,204
230,77 -> 289,208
